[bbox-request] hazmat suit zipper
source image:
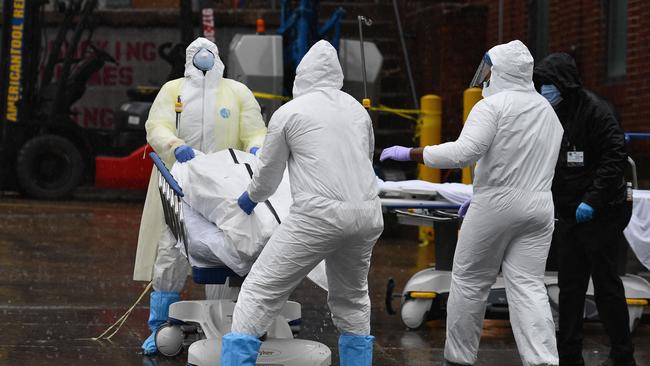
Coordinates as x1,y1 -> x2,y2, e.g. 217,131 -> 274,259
200,76 -> 206,151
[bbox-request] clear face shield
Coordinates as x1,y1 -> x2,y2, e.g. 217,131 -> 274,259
469,52 -> 493,88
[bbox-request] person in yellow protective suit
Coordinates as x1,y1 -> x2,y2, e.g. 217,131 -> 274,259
133,37 -> 267,355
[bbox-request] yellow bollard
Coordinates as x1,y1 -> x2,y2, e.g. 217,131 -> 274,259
418,95 -> 442,245
418,95 -> 442,182
462,88 -> 482,184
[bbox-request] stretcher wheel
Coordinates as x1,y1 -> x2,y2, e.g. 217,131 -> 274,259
155,323 -> 184,357
401,299 -> 432,330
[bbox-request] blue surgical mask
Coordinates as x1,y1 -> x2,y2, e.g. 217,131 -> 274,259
541,84 -> 563,107
193,48 -> 215,72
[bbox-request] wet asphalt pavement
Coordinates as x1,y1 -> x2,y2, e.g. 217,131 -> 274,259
1,197 -> 649,365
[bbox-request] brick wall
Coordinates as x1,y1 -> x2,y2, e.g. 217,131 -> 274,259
624,0 -> 650,132
469,0 -> 650,134
406,3 -> 487,141
456,0 -> 650,182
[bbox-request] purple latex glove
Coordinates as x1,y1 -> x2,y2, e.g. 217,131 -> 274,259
380,146 -> 412,162
458,198 -> 471,218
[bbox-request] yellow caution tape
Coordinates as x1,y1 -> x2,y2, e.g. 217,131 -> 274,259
370,104 -> 420,115
251,91 -> 421,121
253,91 -> 291,102
370,104 -> 420,121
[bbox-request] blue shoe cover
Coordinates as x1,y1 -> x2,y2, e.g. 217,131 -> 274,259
142,332 -> 157,355
220,332 -> 262,366
141,291 -> 180,355
339,334 -> 374,366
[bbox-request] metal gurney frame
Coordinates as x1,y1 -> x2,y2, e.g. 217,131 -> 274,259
150,152 -> 189,262
380,133 -> 650,331
147,151 -> 332,366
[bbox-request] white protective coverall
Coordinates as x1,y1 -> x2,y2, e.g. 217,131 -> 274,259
133,37 -> 267,292
230,40 -> 384,337
423,41 -> 563,365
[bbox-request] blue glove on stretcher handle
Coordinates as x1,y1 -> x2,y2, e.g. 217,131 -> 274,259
174,145 -> 195,163
249,147 -> 259,156
238,191 -> 258,215
575,202 -> 594,223
458,199 -> 471,218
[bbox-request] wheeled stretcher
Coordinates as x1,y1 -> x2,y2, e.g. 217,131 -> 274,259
380,176 -> 650,332
149,151 -> 331,366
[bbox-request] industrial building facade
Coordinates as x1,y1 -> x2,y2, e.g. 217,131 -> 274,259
475,0 -> 646,134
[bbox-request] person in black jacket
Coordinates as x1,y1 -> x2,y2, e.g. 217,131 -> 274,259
534,53 -> 635,366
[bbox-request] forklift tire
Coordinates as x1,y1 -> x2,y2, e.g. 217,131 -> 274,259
16,135 -> 83,199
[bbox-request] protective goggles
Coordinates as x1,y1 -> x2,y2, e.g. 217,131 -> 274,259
469,52 -> 492,88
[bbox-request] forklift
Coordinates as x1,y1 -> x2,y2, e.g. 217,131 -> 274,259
0,0 -> 376,199
0,0 -> 152,199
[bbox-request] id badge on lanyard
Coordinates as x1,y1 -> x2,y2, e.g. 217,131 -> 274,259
567,147 -> 584,167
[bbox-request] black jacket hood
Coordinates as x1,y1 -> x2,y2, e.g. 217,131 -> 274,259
533,53 -> 582,95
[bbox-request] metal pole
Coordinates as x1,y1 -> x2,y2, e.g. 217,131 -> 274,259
628,156 -> 638,189
357,16 -> 369,101
498,0 -> 504,43
392,0 -> 419,110
180,0 -> 194,46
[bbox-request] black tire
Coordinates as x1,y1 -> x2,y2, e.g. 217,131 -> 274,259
16,135 -> 83,199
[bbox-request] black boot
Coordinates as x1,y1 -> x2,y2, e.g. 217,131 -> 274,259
445,361 -> 472,366
559,357 -> 584,366
599,357 -> 637,366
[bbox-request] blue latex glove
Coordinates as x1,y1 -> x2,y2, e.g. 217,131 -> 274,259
238,191 -> 257,215
458,199 -> 471,218
174,145 -> 195,163
575,202 -> 594,223
249,147 -> 259,156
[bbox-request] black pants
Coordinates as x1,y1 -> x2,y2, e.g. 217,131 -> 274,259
556,202 -> 634,366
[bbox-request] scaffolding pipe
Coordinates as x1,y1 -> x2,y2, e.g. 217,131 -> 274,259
392,0 -> 419,110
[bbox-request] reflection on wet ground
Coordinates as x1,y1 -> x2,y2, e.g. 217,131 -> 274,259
1,198 -> 649,365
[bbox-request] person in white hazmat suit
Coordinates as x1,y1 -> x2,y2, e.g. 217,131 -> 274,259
133,37 -> 267,355
381,40 -> 563,366
218,40 -> 384,366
